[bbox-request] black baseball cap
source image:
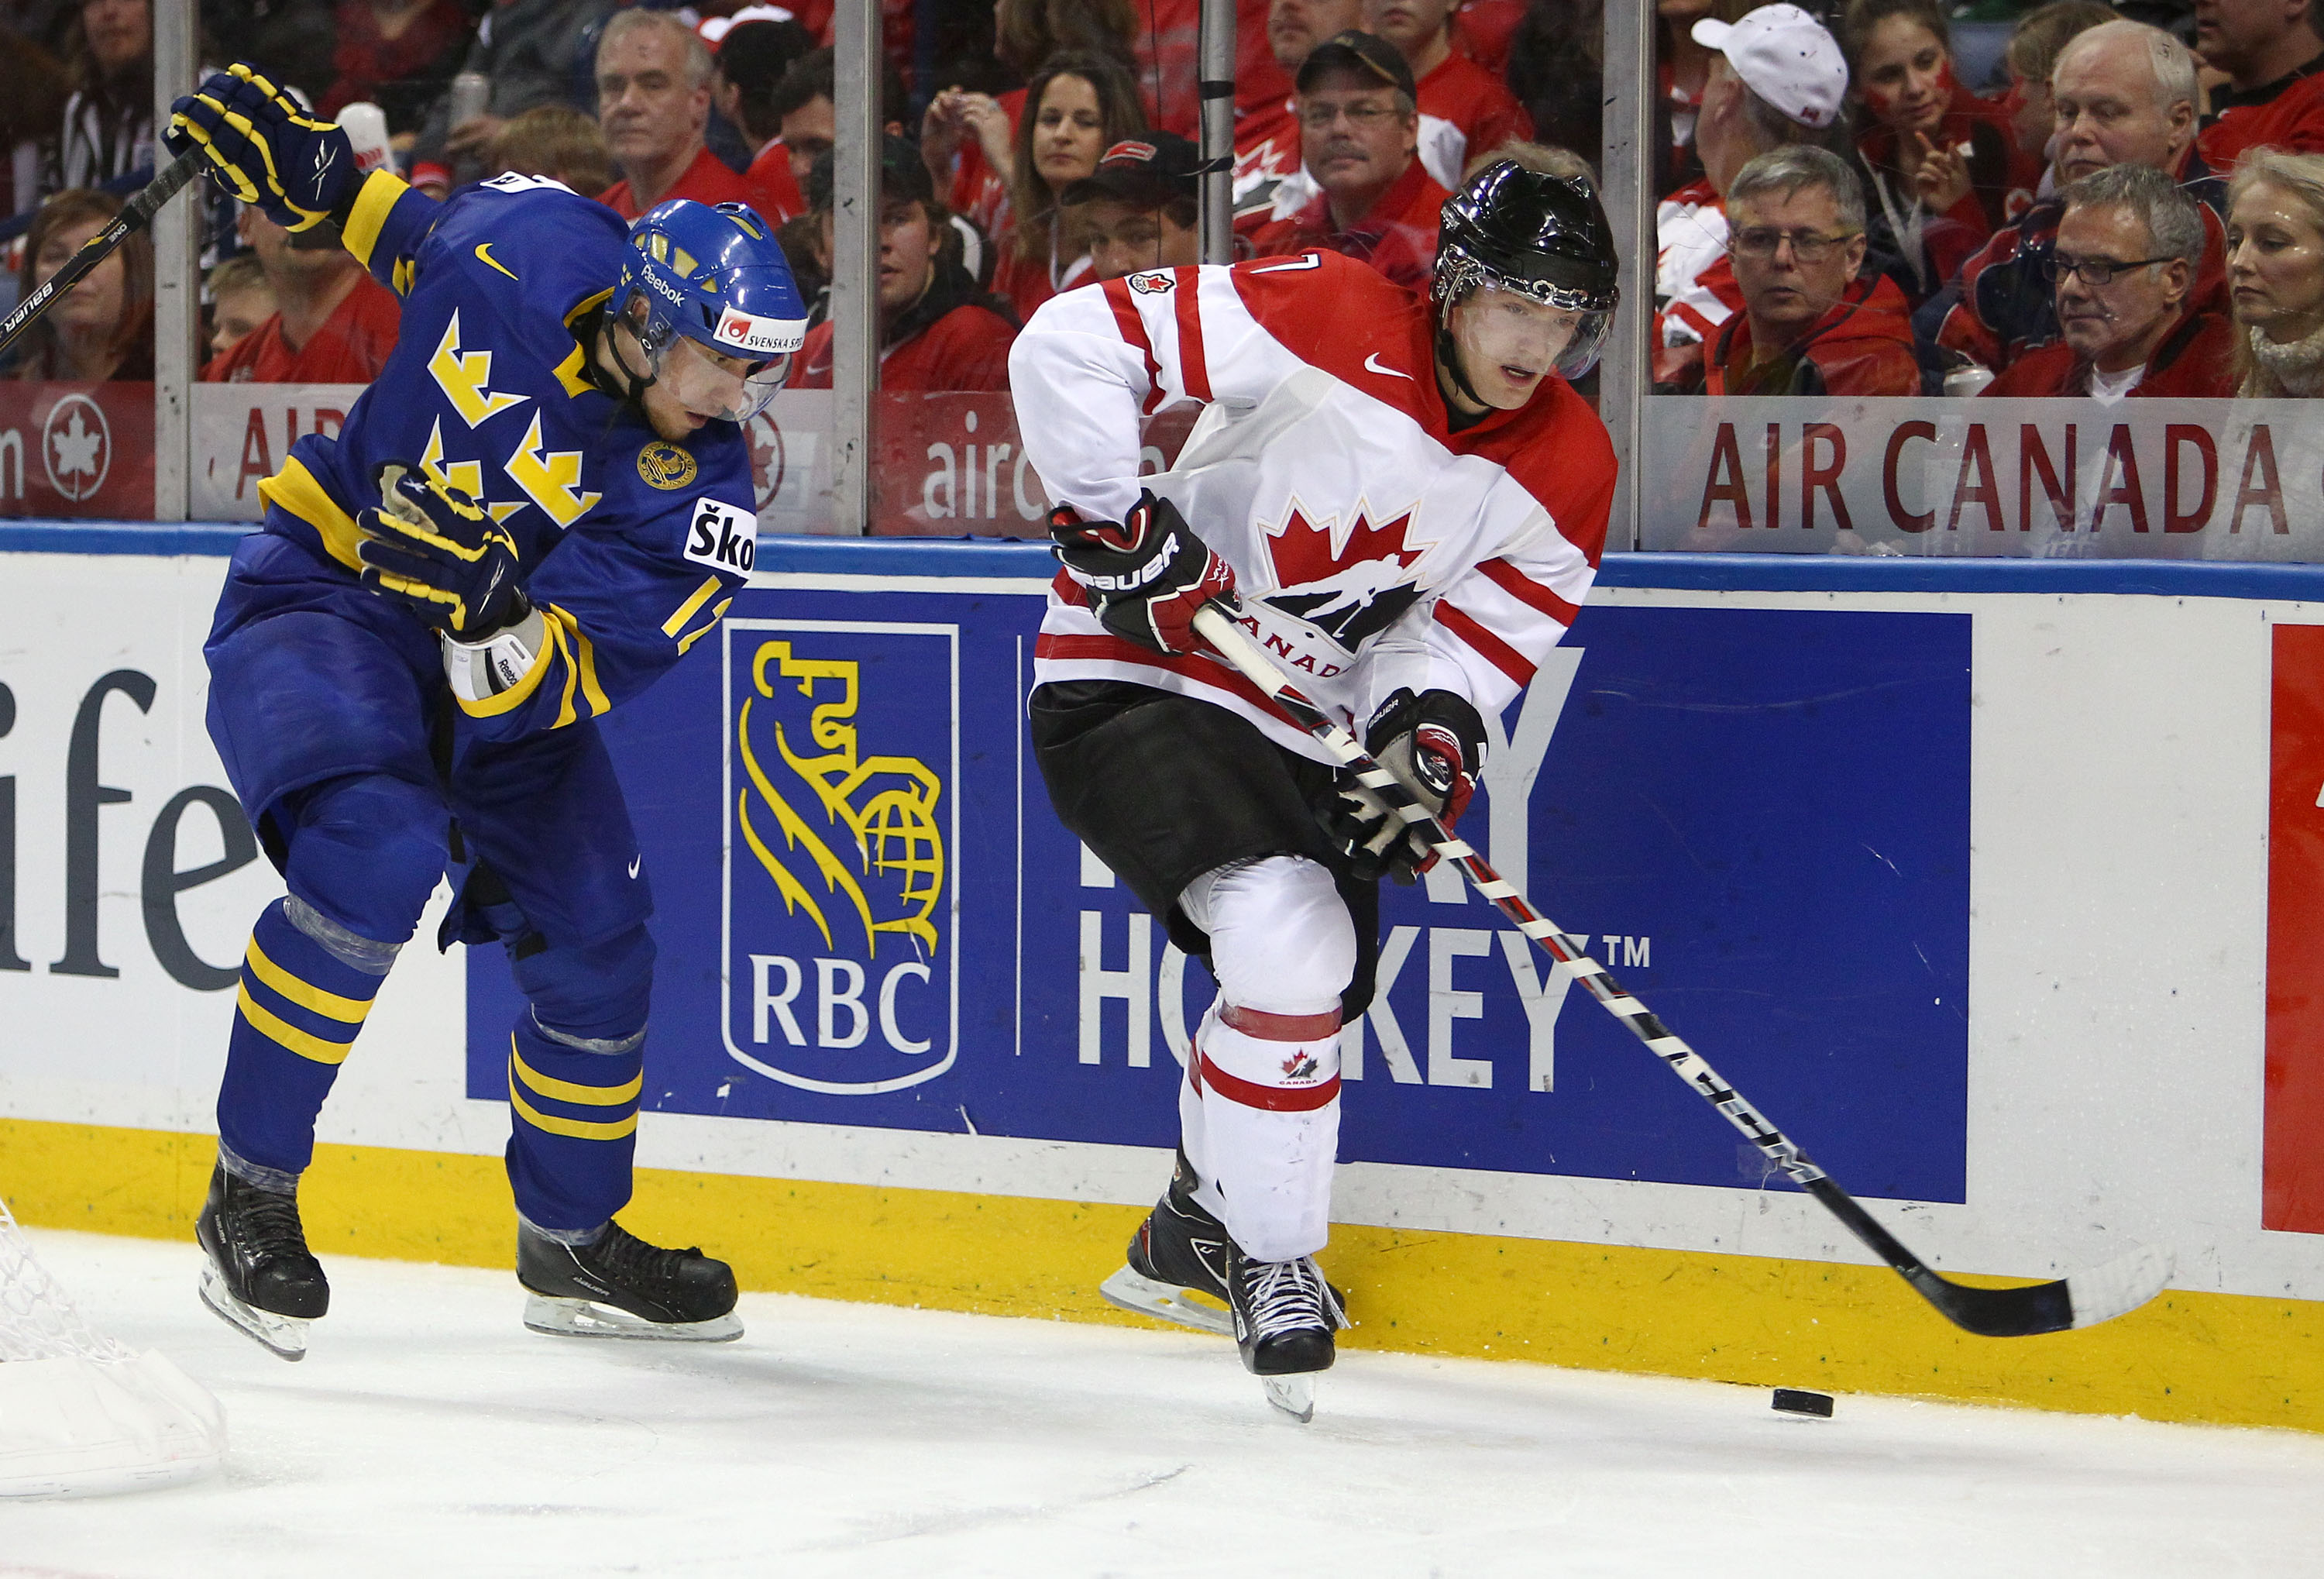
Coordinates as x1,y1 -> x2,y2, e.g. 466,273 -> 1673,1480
806,132 -> 935,215
1061,132 -> 1202,208
1296,29 -> 1417,102
715,17 -> 815,95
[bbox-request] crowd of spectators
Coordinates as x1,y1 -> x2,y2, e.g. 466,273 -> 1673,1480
1646,0 -> 2324,402
2,0 -> 2324,415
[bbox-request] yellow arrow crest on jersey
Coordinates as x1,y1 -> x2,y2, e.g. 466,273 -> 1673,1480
428,311 -> 529,428
505,411 -> 602,527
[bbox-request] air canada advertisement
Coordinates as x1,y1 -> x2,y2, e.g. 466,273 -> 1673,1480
1644,396 -> 2324,558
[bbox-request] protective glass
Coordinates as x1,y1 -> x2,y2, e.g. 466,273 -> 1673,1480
658,333 -> 790,424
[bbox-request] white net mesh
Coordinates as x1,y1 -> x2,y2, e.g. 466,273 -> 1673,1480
0,1196 -> 225,1497
0,1195 -> 133,1365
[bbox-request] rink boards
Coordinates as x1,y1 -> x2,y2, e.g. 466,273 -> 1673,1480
3,525 -> 2322,1430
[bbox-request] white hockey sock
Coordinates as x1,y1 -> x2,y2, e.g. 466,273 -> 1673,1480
1181,1002 -> 1341,1263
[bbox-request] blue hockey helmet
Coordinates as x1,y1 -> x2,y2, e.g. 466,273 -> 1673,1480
609,199 -> 808,422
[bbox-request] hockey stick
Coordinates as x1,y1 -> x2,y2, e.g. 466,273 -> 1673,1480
0,148 -> 205,360
1188,604 -> 2173,1338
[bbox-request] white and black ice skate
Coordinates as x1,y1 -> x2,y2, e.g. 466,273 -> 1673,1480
1228,1248 -> 1349,1425
1099,1161 -> 1234,1338
517,1220 -> 742,1342
195,1163 -> 328,1362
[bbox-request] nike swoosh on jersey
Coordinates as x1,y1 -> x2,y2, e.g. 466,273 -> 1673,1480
476,243 -> 519,281
627,855 -> 642,879
1363,353 -> 1413,380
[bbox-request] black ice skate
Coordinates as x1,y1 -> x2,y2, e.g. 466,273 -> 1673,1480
1228,1248 -> 1349,1425
517,1220 -> 742,1342
195,1163 -> 328,1362
1098,1158 -> 1236,1338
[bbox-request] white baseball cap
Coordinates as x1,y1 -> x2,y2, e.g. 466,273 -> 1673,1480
1693,5 -> 1849,129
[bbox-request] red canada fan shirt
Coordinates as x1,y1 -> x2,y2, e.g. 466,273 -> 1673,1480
598,145 -> 755,222
1414,49 -> 1534,174
2199,61 -> 2324,174
1247,159 -> 1451,292
201,272 -> 402,384
1010,250 -> 1611,763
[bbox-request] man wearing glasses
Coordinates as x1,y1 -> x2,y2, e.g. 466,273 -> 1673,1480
1982,163 -> 2235,398
1667,146 -> 1918,396
1937,20 -> 2227,374
1249,30 -> 1450,289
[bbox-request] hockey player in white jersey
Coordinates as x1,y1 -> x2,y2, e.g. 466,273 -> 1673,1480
1012,160 -> 1620,1418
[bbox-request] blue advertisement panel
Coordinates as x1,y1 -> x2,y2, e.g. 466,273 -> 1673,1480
469,575 -> 1971,1203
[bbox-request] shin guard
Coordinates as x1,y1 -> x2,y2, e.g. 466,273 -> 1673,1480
1181,1003 -> 1342,1264
215,897 -> 391,1177
504,1013 -> 644,1238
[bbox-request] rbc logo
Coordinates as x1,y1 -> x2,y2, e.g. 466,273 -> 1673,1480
722,623 -> 956,1093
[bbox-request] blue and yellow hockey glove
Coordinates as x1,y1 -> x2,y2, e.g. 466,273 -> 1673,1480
164,64 -> 356,232
356,464 -> 527,638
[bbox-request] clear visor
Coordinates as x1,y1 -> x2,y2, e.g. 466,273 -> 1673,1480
657,333 -> 790,424
1552,310 -> 1611,379
1451,283 -> 1614,390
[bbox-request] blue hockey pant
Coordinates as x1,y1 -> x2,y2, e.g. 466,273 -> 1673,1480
205,538 -> 654,1236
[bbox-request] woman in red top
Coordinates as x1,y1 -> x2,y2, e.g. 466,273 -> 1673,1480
991,51 -> 1148,324
4,189 -> 153,382
1841,0 -> 2038,304
922,0 -> 1141,252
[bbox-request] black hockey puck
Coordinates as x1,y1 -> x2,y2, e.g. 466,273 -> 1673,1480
1771,1388 -> 1834,1417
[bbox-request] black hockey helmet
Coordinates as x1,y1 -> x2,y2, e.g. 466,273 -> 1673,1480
1433,160 -> 1620,380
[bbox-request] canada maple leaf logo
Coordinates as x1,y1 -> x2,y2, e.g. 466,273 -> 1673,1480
1259,503 -> 1428,648
1263,504 -> 1421,589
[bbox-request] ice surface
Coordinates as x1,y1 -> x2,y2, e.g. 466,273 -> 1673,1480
7,1226 -> 2322,1578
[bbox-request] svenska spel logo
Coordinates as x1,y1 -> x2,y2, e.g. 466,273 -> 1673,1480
722,621 -> 957,1094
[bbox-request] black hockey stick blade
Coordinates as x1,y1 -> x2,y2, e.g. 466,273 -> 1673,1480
0,147 -> 204,359
1187,604 -> 2176,1340
1808,1179 -> 2174,1336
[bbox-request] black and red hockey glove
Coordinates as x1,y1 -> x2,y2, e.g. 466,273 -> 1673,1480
1330,688 -> 1487,884
1049,490 -> 1237,655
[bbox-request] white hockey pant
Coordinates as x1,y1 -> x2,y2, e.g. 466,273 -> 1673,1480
1177,855 -> 1354,1263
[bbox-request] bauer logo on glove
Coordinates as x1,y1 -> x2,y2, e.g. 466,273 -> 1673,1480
1050,490 -> 1238,655
356,463 -> 527,638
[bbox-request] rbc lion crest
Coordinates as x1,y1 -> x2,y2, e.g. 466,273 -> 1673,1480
722,624 -> 957,1094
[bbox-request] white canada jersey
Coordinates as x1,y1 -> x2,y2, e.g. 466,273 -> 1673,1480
1009,251 -> 1614,765
1656,181 -> 1732,348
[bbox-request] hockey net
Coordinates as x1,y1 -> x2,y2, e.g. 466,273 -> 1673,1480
0,1195 -> 225,1498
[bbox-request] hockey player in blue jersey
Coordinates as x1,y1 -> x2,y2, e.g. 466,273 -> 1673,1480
164,64 -> 806,1359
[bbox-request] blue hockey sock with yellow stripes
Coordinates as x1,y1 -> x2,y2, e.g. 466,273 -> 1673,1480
504,1013 -> 643,1237
216,897 -> 390,1177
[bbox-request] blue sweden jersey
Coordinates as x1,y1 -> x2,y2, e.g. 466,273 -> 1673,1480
235,170 -> 758,743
